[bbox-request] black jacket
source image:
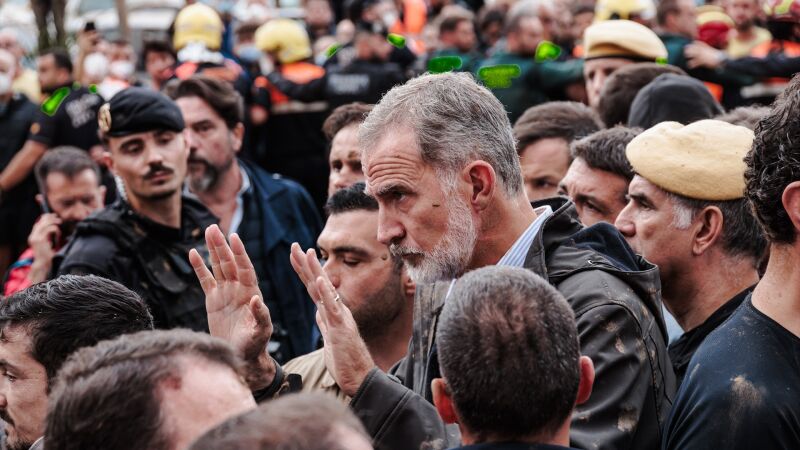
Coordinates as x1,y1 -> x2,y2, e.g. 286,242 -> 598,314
350,198 -> 676,450
55,197 -> 217,331
267,59 -> 406,108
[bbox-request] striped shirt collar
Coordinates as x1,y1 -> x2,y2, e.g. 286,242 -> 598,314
495,205 -> 553,268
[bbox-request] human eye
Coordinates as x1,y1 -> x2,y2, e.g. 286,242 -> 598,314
3,369 -> 17,383
343,258 -> 360,267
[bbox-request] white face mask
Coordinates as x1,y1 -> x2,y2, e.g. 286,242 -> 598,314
0,73 -> 12,95
382,11 -> 398,27
109,60 -> 135,79
84,52 -> 109,80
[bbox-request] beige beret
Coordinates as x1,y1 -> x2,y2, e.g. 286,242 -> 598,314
626,120 -> 754,200
584,20 -> 668,61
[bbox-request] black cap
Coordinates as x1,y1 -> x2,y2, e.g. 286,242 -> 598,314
627,73 -> 724,129
98,87 -> 185,137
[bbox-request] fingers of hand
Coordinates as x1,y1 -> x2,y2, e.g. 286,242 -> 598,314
189,248 -> 216,293
249,295 -> 272,333
205,226 -> 224,280
290,244 -> 323,301
231,233 -> 258,286
289,243 -> 310,284
316,276 -> 343,321
210,224 -> 238,281
305,248 -> 324,280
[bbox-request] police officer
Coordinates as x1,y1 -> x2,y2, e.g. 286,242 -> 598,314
55,88 -> 215,332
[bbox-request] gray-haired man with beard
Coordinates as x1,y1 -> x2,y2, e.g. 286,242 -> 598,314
192,73 -> 675,450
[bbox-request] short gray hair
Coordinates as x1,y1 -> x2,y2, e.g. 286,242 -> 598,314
437,266 -> 579,441
359,72 -> 523,196
666,192 -> 766,266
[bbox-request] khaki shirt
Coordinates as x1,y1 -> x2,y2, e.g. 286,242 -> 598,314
284,348 -> 350,403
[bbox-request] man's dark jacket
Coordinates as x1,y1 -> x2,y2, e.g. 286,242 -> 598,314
55,196 -> 216,331
349,198 -> 676,450
236,159 -> 323,362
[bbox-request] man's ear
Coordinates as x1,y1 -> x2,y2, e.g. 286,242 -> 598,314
462,161 -> 496,212
431,378 -> 458,424
575,356 -> 595,406
102,151 -> 115,175
98,185 -> 108,203
691,206 -> 724,256
35,193 -> 44,207
782,181 -> 800,235
231,123 -> 245,154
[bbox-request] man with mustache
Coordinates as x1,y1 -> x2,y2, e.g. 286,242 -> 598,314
4,147 -> 106,295
56,88 -> 216,332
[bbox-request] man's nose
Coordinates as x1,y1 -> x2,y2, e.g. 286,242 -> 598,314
377,211 -> 405,246
323,265 -> 341,289
614,205 -> 635,237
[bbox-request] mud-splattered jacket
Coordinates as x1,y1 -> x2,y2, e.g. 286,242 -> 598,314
349,197 -> 676,450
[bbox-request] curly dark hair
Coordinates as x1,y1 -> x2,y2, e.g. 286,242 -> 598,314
744,74 -> 800,244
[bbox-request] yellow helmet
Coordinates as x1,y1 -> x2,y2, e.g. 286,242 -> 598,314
173,3 -> 224,51
255,19 -> 312,64
595,0 -> 655,22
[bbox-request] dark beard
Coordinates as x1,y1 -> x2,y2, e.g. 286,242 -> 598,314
188,156 -> 234,193
5,439 -> 35,450
351,272 -> 406,342
188,160 -> 220,193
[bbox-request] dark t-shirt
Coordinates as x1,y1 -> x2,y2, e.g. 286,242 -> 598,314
28,84 -> 102,150
663,296 -> 800,450
668,286 -> 753,386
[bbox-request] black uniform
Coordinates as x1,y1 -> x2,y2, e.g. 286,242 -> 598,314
54,87 -> 216,332
27,82 -> 118,202
27,83 -> 102,151
0,94 -> 39,255
55,197 -> 215,331
266,58 -> 406,108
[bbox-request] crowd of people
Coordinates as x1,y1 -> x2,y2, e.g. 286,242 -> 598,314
0,0 -> 799,448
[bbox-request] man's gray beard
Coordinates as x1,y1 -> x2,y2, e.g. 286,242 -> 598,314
189,162 -> 220,193
392,194 -> 478,285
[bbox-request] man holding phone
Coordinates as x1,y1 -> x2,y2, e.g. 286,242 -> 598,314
3,147 -> 105,295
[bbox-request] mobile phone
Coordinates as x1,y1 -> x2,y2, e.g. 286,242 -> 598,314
84,21 -> 96,32
40,200 -> 59,247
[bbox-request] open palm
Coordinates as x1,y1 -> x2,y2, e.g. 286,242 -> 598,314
189,225 -> 272,364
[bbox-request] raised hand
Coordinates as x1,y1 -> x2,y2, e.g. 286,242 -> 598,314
290,243 -> 375,396
190,224 -> 275,390
27,213 -> 61,284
